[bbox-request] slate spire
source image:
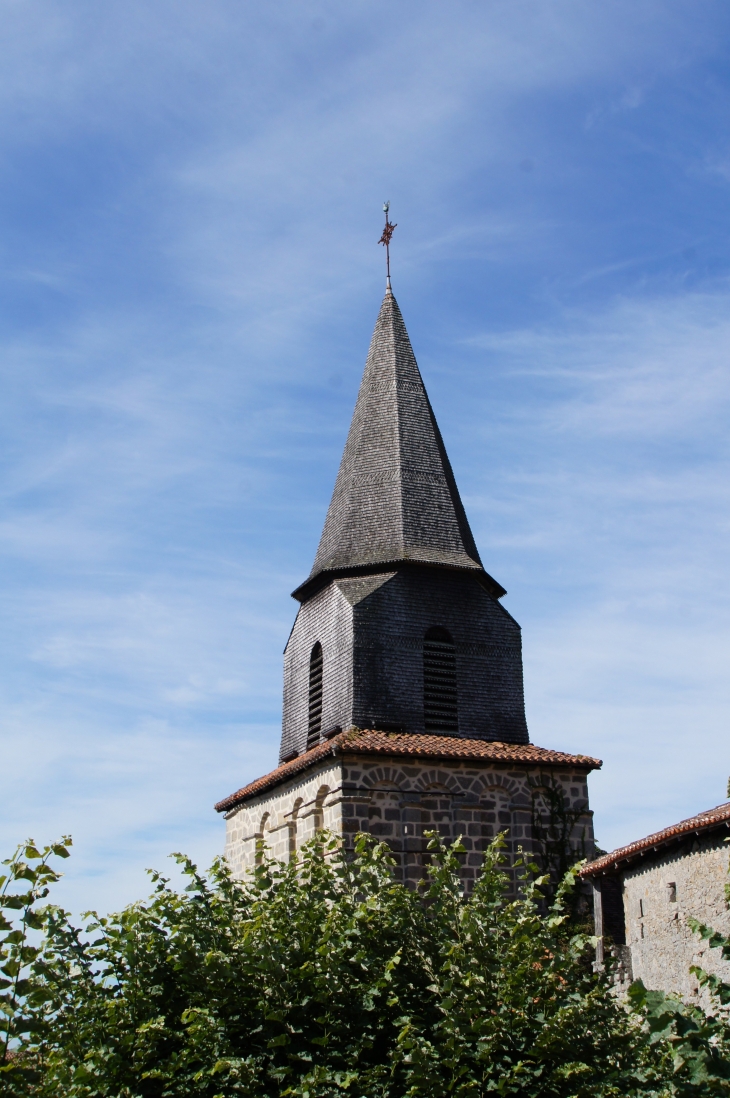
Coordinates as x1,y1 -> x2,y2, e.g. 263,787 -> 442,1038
294,289 -> 505,600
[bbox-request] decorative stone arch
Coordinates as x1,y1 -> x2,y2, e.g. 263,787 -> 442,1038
289,797 -> 304,861
419,781 -> 453,811
472,772 -> 520,800
313,785 -> 330,833
413,768 -> 463,796
367,778 -> 401,791
478,783 -> 514,836
420,781 -> 452,812
255,811 -> 271,866
418,781 -> 454,846
360,765 -> 408,791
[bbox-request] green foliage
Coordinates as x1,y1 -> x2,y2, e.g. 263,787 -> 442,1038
3,829 -> 730,1097
0,837 -> 71,1092
628,980 -> 730,1096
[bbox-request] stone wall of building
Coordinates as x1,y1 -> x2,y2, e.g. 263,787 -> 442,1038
223,753 -> 593,892
622,832 -> 730,1004
223,758 -> 344,877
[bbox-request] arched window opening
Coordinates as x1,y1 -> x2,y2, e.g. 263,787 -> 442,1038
423,627 -> 458,734
307,642 -> 323,750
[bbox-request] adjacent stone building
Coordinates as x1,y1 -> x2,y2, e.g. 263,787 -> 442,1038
216,283 -> 600,887
581,801 -> 730,1002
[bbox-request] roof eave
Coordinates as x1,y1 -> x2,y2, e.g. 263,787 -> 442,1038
580,809 -> 730,878
292,559 -> 506,603
215,730 -> 601,816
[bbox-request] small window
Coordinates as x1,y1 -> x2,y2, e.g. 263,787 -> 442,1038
638,898 -> 644,917
307,642 -> 323,750
423,627 -> 458,734
667,882 -> 677,903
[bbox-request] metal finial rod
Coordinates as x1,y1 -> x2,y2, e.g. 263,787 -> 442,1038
378,201 -> 397,288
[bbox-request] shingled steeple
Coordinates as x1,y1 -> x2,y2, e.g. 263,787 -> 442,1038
294,289 -> 505,601
278,285 -> 528,758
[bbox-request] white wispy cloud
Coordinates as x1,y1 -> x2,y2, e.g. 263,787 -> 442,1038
460,288 -> 730,848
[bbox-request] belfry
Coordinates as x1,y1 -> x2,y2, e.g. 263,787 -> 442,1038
282,287 -> 528,759
216,259 -> 600,887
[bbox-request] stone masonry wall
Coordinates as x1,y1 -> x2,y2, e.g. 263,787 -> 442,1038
622,831 -> 730,1005
223,759 -> 344,877
223,754 -> 593,892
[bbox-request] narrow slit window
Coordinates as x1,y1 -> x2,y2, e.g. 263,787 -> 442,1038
307,642 -> 323,749
423,627 -> 458,734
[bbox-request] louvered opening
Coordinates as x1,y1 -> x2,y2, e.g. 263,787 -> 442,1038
423,627 -> 458,734
307,642 -> 323,749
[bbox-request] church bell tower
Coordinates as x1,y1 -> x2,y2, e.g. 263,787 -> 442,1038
216,252 -> 600,886
280,286 -> 528,762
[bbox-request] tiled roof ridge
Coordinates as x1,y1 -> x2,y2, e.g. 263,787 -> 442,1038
214,728 -> 602,814
580,800 -> 730,877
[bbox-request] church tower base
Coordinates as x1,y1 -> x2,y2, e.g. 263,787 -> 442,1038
216,730 -> 600,890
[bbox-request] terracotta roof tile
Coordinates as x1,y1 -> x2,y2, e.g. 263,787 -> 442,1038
214,729 -> 601,814
580,801 -> 730,877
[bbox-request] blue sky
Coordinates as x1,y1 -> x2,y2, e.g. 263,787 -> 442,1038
1,0 -> 730,914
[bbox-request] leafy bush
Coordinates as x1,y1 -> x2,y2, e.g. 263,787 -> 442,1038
1,838 -> 71,1093
1,830 -> 730,1097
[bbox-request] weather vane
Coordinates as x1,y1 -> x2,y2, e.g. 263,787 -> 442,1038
378,201 -> 397,289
